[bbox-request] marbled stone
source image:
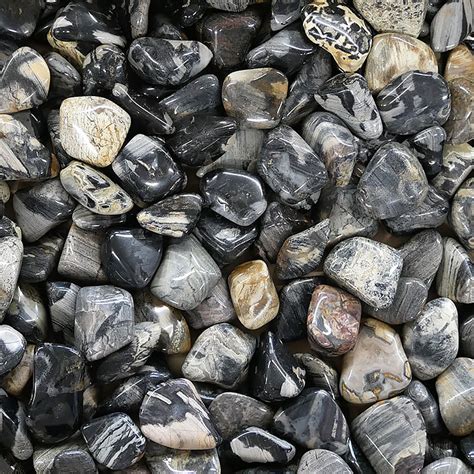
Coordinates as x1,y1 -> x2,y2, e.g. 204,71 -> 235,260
0,0 -> 42,40
408,125 -> 446,178
444,78 -> 474,144
182,323 -> 256,389
122,0 -> 151,39
352,396 -> 426,474
271,0 -> 300,30
51,449 -> 97,474
324,237 -> 403,309
315,73 -> 383,140
340,318 -> 411,404
436,237 -> 474,304
44,52 -> 81,99
102,228 -> 163,289
460,315 -> 474,358
422,457 -> 472,473
376,71 -> 451,135
276,220 -> 330,280
302,0 -> 371,72
273,388 -> 349,454
128,37 -> 212,86
405,380 -> 443,434
297,449 -> 352,474
59,96 -> 131,167
451,179 -> 473,250
209,392 -> 274,440
26,343 -> 85,443
444,44 -> 474,82
251,331 -> 305,403
294,353 -> 339,397
0,236 -> 23,319
229,260 -> 279,330
139,378 -> 221,449
75,285 -> 134,362
436,358 -> 474,436
72,205 -> 127,231
82,413 -> 145,470
222,68 -> 288,129
60,161 -> 133,215
1,343 -> 34,397
151,235 -> 221,311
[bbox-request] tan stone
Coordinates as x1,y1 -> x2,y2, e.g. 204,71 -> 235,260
444,44 -> 474,82
1,344 -> 34,396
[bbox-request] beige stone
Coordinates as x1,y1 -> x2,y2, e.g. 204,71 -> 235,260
1,344 -> 34,396
445,44 -> 474,82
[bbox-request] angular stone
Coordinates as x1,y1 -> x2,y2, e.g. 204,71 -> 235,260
444,78 -> 474,144
451,178 -> 473,250
128,38 -> 212,86
324,237 -> 403,309
139,378 -> 221,450
1,343 -> 34,397
352,396 -> 426,474
82,413 -> 145,470
297,449 -> 352,474
182,323 -> 256,389
407,125 -> 446,178
315,73 -> 383,140
405,380 -> 443,434
273,389 -> 349,454
151,235 -> 221,311
436,358 -> 474,436
222,68 -> 288,129
44,52 -> 81,99
0,236 -> 23,319
340,318 -> 411,404
444,44 -> 474,82
251,331 -> 305,403
229,260 -> 279,330
422,457 -> 472,473
51,449 -> 97,474
294,353 -> 339,397
0,325 -> 25,377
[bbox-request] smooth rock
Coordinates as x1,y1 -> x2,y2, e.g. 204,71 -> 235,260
405,380 -> 443,434
0,0 -> 42,40
271,0 -> 301,30
72,205 -> 127,231
51,449 -> 97,474
460,434 -> 474,466
0,237 -> 23,318
47,109 -> 73,168
444,44 -> 474,82
297,449 -> 352,474
444,78 -> 474,144
460,315 -> 474,358
422,457 -> 472,473
407,125 -> 446,178
1,343 -> 34,397
44,52 -> 82,99
451,178 -> 473,250
294,353 -> 339,397
0,325 -> 25,376
206,0 -> 250,11
46,31 -> 90,69
426,435 -> 460,464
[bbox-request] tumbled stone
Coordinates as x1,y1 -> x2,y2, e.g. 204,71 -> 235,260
297,449 -> 352,474
407,125 -> 446,178
271,0 -> 300,30
444,44 -> 474,82
51,449 -> 97,474
422,457 -> 472,473
436,358 -> 474,436
0,0 -> 42,40
451,178 -> 473,250
405,380 -> 443,434
352,396 -> 426,473
324,237 -> 403,309
444,78 -> 474,144
1,343 -> 34,397
0,325 -> 25,377
460,434 -> 474,466
426,436 -> 460,464
206,0 -> 250,11
44,52 -> 81,99
222,68 -> 288,129
229,260 -> 279,330
294,353 -> 339,397
47,109 -> 73,168
460,315 -> 474,358
0,236 -> 23,318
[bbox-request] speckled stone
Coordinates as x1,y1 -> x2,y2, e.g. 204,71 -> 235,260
451,178 -> 474,250
297,449 -> 352,474
444,78 -> 474,144
0,325 -> 26,376
229,260 -> 279,330
444,44 -> 474,82
405,380 -> 443,434
0,236 -> 23,319
294,353 -> 339,397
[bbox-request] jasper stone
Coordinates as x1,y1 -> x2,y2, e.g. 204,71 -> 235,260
229,260 -> 279,330
444,44 -> 474,82
444,78 -> 474,144
298,449 -> 352,474
302,1 -> 372,73
408,125 -> 446,178
0,237 -> 23,319
324,237 -> 403,309
74,285 -> 134,362
273,389 -> 349,454
294,353 -> 339,397
151,235 -> 221,311
451,178 -> 474,250
436,358 -> 474,436
128,37 -> 212,86
82,413 -> 146,470
0,325 -> 25,376
222,68 -> 288,129
44,52 -> 82,99
352,396 -> 426,474
59,96 -> 131,167
139,378 -> 221,449
405,380 -> 443,434
340,318 -> 411,404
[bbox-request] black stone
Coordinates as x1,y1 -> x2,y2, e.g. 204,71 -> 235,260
0,0 -> 42,40
44,52 -> 82,99
51,449 -> 97,474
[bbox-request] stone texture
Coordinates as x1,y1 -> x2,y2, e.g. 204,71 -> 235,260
444,78 -> 474,144
444,44 -> 474,82
451,178 -> 474,250
297,449 -> 352,474
1,343 -> 34,397
0,236 -> 23,319
0,325 -> 25,377
294,353 -> 339,397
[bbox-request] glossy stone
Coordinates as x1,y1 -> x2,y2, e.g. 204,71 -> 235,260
405,380 -> 443,434
444,44 -> 474,82
324,237 -> 403,309
297,449 -> 352,474
436,358 -> 474,436
44,52 -> 81,99
408,125 -> 446,178
151,235 -> 221,311
26,344 -> 85,443
72,207 -> 126,232
376,71 -> 451,135
182,323 -> 256,389
46,30 -> 90,69
460,315 -> 474,358
294,353 -> 339,397
1,343 -> 34,397
59,96 -> 131,167
128,37 -> 212,86
273,389 -> 349,454
251,331 -> 305,403
112,134 -> 185,204
229,260 -> 279,330
47,109 -> 73,169
0,0 -> 42,40
0,325 -> 25,376
444,78 -> 474,144
352,396 -> 426,474
451,179 -> 474,250
271,0 -> 300,30
315,73 -> 383,140
51,449 -> 97,474
82,413 -> 145,470
426,435 -> 460,464
0,237 -> 23,319
102,228 -> 163,289
139,378 -> 221,449
422,457 -> 472,473
222,68 -> 288,129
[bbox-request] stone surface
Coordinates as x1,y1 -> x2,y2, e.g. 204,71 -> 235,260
297,449 -> 352,474
422,457 -> 472,473
51,449 -> 97,474
460,434 -> 474,467
0,325 -> 25,376
0,0 -> 42,40
271,0 -> 301,30
451,178 -> 473,250
229,260 -> 279,330
408,125 -> 446,178
444,44 -> 474,82
444,78 -> 474,144
340,318 -> 412,404
72,205 -> 127,231
294,353 -> 339,397
44,52 -> 81,99
0,236 -> 23,319
405,380 -> 443,434
460,315 -> 474,358
1,343 -> 34,397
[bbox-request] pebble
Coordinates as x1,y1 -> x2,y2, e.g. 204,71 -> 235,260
44,52 -> 81,99
460,435 -> 474,466
444,44 -> 474,82
0,236 -> 23,318
0,0 -> 42,40
297,449 -> 352,474
271,0 -> 300,31
460,315 -> 474,358
294,353 -> 339,397
0,324 -> 25,376
1,343 -> 34,397
408,125 -> 446,178
51,449 -> 97,474
422,457 -> 472,474
444,78 -> 474,144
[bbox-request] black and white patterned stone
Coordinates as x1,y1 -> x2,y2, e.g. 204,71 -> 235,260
403,298 -> 459,380
26,343 -> 85,444
147,12 -> 187,39
376,71 -> 451,135
425,435 -> 460,464
200,170 -> 267,226
51,449 -> 97,474
151,234 -> 221,311
324,237 -> 403,309
271,0 -> 301,31
436,237 -> 474,304
230,427 -> 295,465
294,353 -> 339,398
0,236 -> 23,320
365,277 -> 428,325
75,285 -> 134,362
257,125 -> 327,209
139,378 -> 221,449
460,315 -> 474,358
0,0 -> 42,40
182,323 -> 256,389
128,37 -> 212,86
72,205 -> 127,231
460,434 -> 474,467
297,449 -> 353,474
273,389 -> 349,454
405,380 -> 443,435
47,109 -> 73,168
0,388 -> 33,460
0,216 -> 20,239
82,413 -> 145,470
352,396 -> 426,474
251,331 -> 305,403
315,73 -> 383,140
101,228 -> 163,289
423,457 -> 472,473
451,178 -> 474,250
407,126 -> 446,178
44,52 -> 81,99
0,325 -> 25,376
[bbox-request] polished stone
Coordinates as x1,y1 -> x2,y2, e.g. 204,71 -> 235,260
422,457 -> 472,473
44,52 -> 81,99
51,449 -> 97,474
294,353 -> 339,397
0,237 -> 23,319
0,325 -> 25,377
206,0 -> 250,11
297,449 -> 352,474
444,44 -> 474,82
405,380 -> 443,434
271,0 -> 300,30
426,435 -> 460,464
444,78 -> 474,144
0,0 -> 42,40
47,109 -> 73,168
460,315 -> 474,358
72,206 -> 127,232
1,343 -> 33,397
460,434 -> 474,467
408,125 -> 446,178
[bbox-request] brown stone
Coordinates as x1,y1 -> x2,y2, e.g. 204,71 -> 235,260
444,78 -> 474,145
444,44 -> 474,82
